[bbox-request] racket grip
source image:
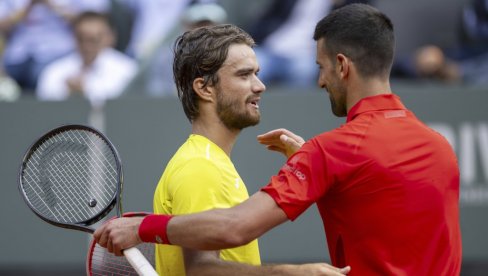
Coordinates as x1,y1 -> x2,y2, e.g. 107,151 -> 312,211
124,247 -> 159,276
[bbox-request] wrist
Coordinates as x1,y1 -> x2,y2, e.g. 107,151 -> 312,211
138,214 -> 174,244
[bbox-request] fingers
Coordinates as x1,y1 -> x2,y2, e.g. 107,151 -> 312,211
279,129 -> 305,145
279,134 -> 302,149
94,223 -> 107,247
257,128 -> 304,145
340,266 -> 351,274
94,222 -> 122,255
93,220 -> 118,255
113,242 -> 123,257
257,129 -> 284,145
279,134 -> 304,158
257,128 -> 305,158
323,264 -> 350,276
299,263 -> 350,276
257,129 -> 279,138
94,217 -> 144,257
107,237 -> 114,255
267,145 -> 286,155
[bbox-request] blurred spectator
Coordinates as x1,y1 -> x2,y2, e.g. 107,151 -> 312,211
121,1 -> 226,97
457,0 -> 488,59
455,0 -> 488,85
247,0 -> 332,88
392,0 -> 488,85
248,0 -> 373,89
36,11 -> 137,107
181,1 -> 227,30
0,35 -> 21,102
0,0 -> 110,93
116,0 -> 193,60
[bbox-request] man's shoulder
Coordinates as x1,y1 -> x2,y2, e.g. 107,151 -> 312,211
307,120 -> 370,152
169,148 -> 221,175
313,124 -> 352,141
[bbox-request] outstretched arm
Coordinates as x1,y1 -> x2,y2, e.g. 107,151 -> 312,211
185,250 -> 350,276
257,128 -> 305,158
94,193 -> 350,275
95,191 -> 287,253
168,191 -> 287,250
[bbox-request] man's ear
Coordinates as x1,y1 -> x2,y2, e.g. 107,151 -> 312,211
336,53 -> 350,79
192,77 -> 214,102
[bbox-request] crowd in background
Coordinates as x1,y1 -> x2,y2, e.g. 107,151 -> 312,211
392,0 -> 488,85
0,0 -> 486,105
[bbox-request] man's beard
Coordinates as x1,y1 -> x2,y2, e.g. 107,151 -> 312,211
329,95 -> 347,117
216,93 -> 260,130
327,85 -> 347,117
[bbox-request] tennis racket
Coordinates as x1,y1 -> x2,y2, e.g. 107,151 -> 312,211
19,124 -> 158,276
87,212 -> 155,276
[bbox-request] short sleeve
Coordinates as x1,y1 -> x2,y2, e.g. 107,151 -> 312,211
261,139 -> 331,220
169,158 -> 230,215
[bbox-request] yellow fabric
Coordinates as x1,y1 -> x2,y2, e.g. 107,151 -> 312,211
153,134 -> 261,276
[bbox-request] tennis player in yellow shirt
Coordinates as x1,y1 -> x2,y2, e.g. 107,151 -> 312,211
97,24 -> 349,276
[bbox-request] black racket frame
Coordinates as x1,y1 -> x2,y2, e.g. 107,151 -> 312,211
18,124 -> 124,233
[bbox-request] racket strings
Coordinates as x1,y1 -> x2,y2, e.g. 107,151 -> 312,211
24,143 -> 88,222
90,243 -> 155,276
54,132 -> 116,205
21,129 -> 119,224
55,130 -> 116,218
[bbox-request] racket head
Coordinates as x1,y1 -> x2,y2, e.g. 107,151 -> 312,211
19,124 -> 123,233
87,212 -> 155,276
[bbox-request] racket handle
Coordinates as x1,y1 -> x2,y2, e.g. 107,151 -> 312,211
124,247 -> 159,276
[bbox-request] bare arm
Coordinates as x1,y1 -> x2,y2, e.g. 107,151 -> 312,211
257,128 -> 305,158
94,192 -> 350,275
179,198 -> 351,275
95,191 -> 287,252
185,250 -> 350,276
168,191 -> 287,250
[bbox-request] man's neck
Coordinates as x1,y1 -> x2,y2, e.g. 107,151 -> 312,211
346,77 -> 392,113
191,119 -> 240,157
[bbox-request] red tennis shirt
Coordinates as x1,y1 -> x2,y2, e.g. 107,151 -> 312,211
262,94 -> 462,275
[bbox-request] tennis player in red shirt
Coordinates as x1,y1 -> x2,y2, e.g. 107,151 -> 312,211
95,4 -> 462,275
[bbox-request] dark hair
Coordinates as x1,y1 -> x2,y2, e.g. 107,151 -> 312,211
313,4 -> 395,78
72,11 -> 111,29
173,24 -> 255,122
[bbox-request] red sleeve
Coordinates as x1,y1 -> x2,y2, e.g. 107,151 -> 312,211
261,139 -> 331,221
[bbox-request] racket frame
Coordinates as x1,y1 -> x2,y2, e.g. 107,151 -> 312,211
18,124 -> 124,233
86,212 -> 153,276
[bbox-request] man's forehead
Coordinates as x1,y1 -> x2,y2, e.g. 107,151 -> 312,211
222,44 -> 255,68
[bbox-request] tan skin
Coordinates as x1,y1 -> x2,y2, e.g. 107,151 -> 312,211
94,40 -> 363,275
191,43 -> 265,156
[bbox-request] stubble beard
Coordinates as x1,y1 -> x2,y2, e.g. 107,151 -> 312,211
216,94 -> 260,130
328,86 -> 347,117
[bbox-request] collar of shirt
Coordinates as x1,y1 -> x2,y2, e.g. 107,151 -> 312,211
346,94 -> 407,122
